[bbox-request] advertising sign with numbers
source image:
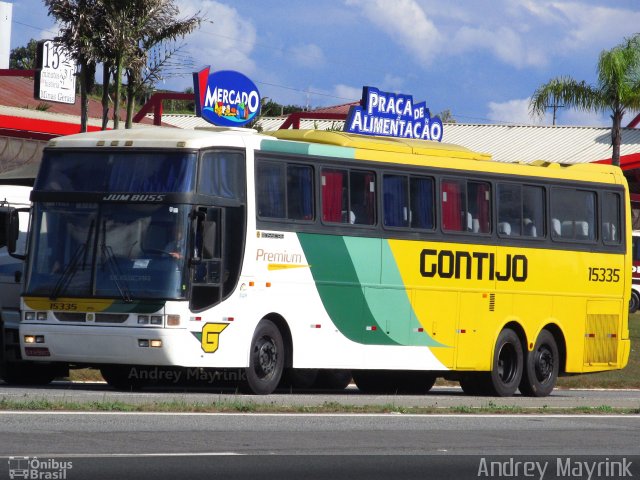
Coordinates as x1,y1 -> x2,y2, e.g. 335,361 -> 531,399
34,40 -> 77,105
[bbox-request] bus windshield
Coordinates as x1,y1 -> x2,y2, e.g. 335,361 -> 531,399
25,202 -> 190,300
35,150 -> 197,193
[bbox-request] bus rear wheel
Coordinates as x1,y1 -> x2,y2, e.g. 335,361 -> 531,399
630,290 -> 640,314
352,370 -> 436,394
459,373 -> 490,396
486,328 -> 523,397
519,330 -> 559,397
240,319 -> 285,395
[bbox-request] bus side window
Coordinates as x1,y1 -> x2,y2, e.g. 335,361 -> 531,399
601,192 -> 621,244
350,170 -> 376,225
257,162 -> 286,219
287,165 -> 314,221
321,168 -> 348,223
410,176 -> 434,229
383,174 -> 409,227
441,179 -> 465,231
550,187 -> 596,241
522,185 -> 545,238
468,181 -> 491,234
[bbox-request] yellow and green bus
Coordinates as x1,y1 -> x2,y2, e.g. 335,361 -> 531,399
18,127 -> 630,396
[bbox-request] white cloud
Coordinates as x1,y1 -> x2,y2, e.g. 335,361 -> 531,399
290,43 -> 325,69
487,97 -> 612,127
345,0 -> 442,66
332,84 -> 362,102
552,2 -> 640,51
558,108 -> 609,127
487,98 -> 549,125
451,26 -> 547,69
381,74 -> 406,92
176,0 -> 257,73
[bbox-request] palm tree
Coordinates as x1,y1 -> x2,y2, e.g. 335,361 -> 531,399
530,34 -> 640,167
101,0 -> 201,129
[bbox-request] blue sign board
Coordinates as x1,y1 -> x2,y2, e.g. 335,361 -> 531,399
193,67 -> 261,127
344,87 -> 443,141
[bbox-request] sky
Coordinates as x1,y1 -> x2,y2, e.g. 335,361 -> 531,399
7,0 -> 640,126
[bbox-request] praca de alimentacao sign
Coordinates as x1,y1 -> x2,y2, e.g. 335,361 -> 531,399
193,66 -> 261,127
345,86 -> 443,141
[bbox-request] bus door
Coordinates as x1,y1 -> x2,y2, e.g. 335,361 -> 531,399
190,207 -> 224,311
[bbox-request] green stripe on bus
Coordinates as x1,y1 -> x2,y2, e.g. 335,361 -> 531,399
343,237 -> 444,347
260,139 -> 355,159
298,233 -> 397,345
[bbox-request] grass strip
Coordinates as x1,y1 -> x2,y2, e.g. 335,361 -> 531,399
0,398 -> 638,415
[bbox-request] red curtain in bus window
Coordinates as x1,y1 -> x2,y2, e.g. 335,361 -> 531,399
476,183 -> 490,233
441,180 -> 462,231
322,170 -> 343,222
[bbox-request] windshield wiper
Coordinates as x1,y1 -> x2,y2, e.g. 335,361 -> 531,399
100,220 -> 132,303
50,220 -> 95,300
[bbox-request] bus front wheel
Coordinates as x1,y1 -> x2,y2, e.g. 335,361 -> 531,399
519,330 -> 559,397
240,319 -> 285,395
486,328 -> 523,397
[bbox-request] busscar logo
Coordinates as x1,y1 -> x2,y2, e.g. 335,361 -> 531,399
102,194 -> 165,202
8,457 -> 73,479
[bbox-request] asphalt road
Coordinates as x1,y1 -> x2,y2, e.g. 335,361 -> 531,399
1,382 -> 640,479
1,380 -> 640,409
0,411 -> 639,480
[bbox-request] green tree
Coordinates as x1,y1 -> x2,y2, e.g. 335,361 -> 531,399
436,109 -> 456,124
44,0 -> 103,132
530,35 -> 640,167
9,39 -> 38,69
101,0 -> 201,129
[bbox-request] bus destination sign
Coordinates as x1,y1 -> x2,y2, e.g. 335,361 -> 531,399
193,66 -> 261,127
344,86 -> 443,141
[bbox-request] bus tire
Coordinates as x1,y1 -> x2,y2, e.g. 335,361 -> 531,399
519,329 -> 559,397
240,319 -> 285,395
279,368 -> 318,390
630,290 -> 640,314
314,369 -> 352,390
486,328 -> 523,397
459,373 -> 490,396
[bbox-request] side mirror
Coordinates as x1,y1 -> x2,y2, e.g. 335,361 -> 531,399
5,208 -> 19,253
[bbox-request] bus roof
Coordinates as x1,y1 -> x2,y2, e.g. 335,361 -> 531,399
265,130 -> 624,184
46,126 -> 624,185
268,129 -> 491,161
46,125 -> 261,150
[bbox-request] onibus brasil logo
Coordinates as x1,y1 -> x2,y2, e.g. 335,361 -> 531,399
8,457 -> 72,479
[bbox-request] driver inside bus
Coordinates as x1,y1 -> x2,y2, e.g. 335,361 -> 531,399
164,227 -> 185,260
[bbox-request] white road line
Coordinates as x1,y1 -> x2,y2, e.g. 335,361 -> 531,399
0,411 -> 638,419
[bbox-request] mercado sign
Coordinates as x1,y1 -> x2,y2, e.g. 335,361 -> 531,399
344,86 -> 443,141
193,66 -> 261,127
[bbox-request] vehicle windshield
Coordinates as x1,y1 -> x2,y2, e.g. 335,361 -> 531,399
35,150 -> 197,193
25,202 -> 190,300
